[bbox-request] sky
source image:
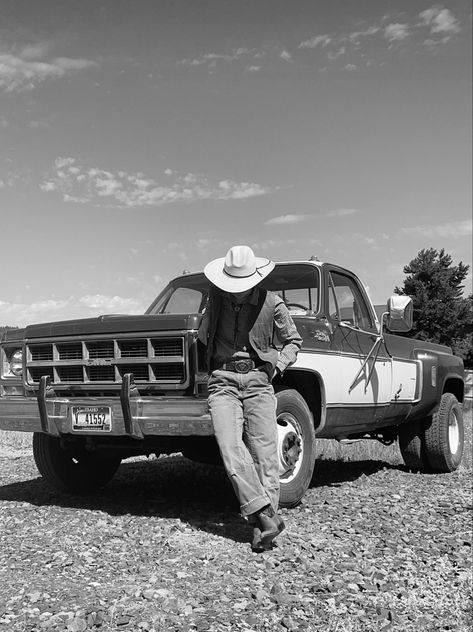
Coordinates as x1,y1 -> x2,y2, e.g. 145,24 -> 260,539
0,0 -> 471,327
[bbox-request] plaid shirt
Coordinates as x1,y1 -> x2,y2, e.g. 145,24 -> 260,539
273,294 -> 302,373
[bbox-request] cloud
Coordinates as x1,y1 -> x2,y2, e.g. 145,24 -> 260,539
0,41 -> 97,92
298,7 -> 463,66
265,214 -> 309,225
178,48 -> 253,68
419,7 -> 461,35
177,7 -> 464,78
384,23 -> 410,42
0,294 -> 147,328
0,160 -> 20,187
40,157 -> 271,207
325,208 -> 360,217
327,47 -> 346,60
298,35 -> 332,49
348,26 -> 381,43
179,45 -> 295,72
402,219 -> 472,239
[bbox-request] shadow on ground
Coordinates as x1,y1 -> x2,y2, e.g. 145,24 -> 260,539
0,455 -> 402,543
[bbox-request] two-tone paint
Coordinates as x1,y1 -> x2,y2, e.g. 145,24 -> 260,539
0,260 -> 464,443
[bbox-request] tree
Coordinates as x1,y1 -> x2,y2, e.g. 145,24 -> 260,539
0,326 -> 18,337
395,248 -> 472,366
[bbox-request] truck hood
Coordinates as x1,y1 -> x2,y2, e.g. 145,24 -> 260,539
7,314 -> 203,340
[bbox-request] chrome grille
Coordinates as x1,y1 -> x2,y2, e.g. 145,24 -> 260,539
26,334 -> 188,389
57,342 -> 82,360
87,341 -> 114,358
88,366 -> 115,382
30,345 -> 54,361
29,366 -> 54,382
57,366 -> 84,382
152,338 -> 183,356
118,364 -> 150,381
119,340 -> 147,357
153,364 -> 185,380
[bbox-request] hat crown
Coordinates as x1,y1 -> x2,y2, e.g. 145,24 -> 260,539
203,244 -> 274,292
224,245 -> 256,278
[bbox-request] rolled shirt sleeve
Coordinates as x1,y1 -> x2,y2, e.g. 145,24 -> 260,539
273,296 -> 302,374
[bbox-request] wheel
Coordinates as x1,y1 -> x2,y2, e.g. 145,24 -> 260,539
398,420 -> 429,471
276,389 -> 316,508
424,393 -> 464,472
33,433 -> 122,493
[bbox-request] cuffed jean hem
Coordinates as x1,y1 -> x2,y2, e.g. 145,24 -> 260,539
240,495 -> 270,518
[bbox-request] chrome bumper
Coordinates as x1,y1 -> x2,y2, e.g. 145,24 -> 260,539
0,375 -> 212,438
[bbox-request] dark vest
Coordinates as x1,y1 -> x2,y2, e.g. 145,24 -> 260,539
202,288 -> 278,372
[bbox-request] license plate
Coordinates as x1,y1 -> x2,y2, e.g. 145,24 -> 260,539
72,406 -> 112,432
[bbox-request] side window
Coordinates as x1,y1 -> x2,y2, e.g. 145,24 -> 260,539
328,271 -> 375,332
162,288 -> 205,314
328,281 -> 339,320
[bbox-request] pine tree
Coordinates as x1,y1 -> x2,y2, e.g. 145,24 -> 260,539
395,249 -> 472,365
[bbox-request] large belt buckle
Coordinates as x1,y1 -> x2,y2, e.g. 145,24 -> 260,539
235,359 -> 253,374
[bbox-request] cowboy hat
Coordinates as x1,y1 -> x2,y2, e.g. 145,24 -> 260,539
204,245 -> 275,293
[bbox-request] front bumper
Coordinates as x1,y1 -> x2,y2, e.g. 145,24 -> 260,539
0,376 -> 212,438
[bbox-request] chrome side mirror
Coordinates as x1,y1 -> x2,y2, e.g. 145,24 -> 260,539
385,295 -> 413,332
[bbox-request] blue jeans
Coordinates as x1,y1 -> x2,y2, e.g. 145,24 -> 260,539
207,369 -> 279,517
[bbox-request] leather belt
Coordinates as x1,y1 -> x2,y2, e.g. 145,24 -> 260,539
220,359 -> 261,374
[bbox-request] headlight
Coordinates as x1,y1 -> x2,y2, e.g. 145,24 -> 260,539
9,349 -> 23,377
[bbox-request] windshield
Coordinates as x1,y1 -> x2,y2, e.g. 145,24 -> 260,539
146,263 -> 320,315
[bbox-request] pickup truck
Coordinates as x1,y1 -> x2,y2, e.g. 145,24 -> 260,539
0,260 -> 465,507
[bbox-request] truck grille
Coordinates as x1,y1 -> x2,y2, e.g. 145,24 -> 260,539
25,335 -> 187,390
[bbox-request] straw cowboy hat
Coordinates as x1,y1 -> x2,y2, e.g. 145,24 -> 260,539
204,245 -> 275,293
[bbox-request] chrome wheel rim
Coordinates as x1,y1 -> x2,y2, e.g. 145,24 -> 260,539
448,408 -> 460,455
277,412 -> 303,483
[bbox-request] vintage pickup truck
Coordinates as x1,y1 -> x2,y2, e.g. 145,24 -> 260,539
0,260 -> 465,507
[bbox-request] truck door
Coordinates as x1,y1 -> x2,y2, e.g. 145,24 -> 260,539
327,269 -> 392,431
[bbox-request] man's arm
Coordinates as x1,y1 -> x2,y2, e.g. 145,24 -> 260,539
273,295 -> 303,375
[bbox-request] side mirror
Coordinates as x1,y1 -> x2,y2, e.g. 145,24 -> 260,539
385,295 -> 413,332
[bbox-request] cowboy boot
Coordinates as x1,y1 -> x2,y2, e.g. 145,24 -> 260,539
251,525 -> 263,550
252,506 -> 285,551
247,513 -> 262,550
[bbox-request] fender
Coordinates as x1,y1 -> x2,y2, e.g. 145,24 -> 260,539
278,367 -> 326,435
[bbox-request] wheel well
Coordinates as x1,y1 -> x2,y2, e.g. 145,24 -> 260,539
276,369 -> 323,431
443,378 -> 464,403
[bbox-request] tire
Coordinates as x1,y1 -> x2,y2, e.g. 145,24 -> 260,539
398,420 -> 430,472
33,433 -> 122,493
424,393 -> 464,473
276,389 -> 316,508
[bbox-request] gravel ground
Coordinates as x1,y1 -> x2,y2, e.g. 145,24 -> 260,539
0,424 -> 471,632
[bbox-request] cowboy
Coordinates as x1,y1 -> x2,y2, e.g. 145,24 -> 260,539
198,245 -> 302,551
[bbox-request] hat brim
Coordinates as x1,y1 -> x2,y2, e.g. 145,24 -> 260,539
204,257 -> 275,293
